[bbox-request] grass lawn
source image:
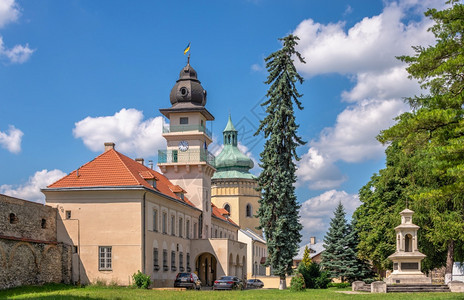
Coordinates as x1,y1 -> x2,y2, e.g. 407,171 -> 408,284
0,284 -> 463,300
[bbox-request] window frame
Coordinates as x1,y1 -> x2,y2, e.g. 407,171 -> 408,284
99,246 -> 112,271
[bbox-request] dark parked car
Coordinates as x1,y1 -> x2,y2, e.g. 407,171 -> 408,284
174,272 -> 201,290
213,276 -> 244,290
246,278 -> 264,288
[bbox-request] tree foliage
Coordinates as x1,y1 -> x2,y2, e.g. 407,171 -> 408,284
355,0 -> 464,274
255,34 -> 305,287
321,202 -> 370,282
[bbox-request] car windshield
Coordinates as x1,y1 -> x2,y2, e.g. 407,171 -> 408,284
177,273 -> 191,278
219,276 -> 234,281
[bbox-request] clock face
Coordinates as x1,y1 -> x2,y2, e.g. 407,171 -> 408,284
178,140 -> 189,152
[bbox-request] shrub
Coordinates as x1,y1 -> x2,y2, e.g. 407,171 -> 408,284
290,273 -> 306,292
315,270 -> 331,289
132,270 -> 151,289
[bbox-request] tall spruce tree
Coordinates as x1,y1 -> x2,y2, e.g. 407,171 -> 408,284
255,34 -> 305,289
320,202 -> 360,282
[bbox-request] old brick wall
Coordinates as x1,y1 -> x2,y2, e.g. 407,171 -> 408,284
0,194 -> 72,289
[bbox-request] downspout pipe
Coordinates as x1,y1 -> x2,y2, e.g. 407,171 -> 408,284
142,192 -> 146,274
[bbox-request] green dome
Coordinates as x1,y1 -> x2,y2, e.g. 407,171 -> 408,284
212,116 -> 256,180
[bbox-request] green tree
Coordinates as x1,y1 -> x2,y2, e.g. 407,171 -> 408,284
255,34 -> 305,289
354,141 -> 447,273
301,245 -> 312,268
345,219 -> 374,281
378,0 -> 464,278
320,202 -> 358,282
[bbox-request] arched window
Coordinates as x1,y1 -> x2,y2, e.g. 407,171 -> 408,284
246,204 -> 252,217
224,204 -> 231,214
405,234 -> 412,252
9,213 -> 17,224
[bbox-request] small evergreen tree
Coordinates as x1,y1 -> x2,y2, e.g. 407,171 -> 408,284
255,34 -> 306,289
298,246 -> 312,288
345,219 -> 374,282
320,202 -> 357,282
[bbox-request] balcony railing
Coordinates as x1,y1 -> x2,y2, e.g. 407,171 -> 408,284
158,149 -> 215,166
163,124 -> 212,139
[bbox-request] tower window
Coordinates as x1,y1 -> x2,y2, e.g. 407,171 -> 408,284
41,219 -> 47,229
180,87 -> 188,97
246,204 -> 253,217
180,117 -> 188,125
224,204 -> 231,214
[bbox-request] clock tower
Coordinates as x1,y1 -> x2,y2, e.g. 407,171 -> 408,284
158,62 -> 215,239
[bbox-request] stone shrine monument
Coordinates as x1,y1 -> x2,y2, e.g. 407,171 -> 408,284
384,208 -> 431,284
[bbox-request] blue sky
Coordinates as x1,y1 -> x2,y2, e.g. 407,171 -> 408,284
0,0 -> 444,245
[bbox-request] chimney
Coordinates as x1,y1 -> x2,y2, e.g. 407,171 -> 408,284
148,160 -> 154,169
310,237 -> 316,245
104,142 -> 115,152
135,158 -> 144,165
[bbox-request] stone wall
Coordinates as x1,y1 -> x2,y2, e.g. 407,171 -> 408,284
1,194 -> 56,242
0,238 -> 72,289
0,194 -> 72,289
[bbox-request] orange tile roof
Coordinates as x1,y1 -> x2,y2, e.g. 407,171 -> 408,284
211,203 -> 238,227
47,149 -> 196,208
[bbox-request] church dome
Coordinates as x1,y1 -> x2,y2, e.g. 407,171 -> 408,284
212,116 -> 256,180
169,63 -> 207,106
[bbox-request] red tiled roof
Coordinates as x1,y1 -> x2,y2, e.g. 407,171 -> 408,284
211,203 -> 238,227
47,149 -> 195,208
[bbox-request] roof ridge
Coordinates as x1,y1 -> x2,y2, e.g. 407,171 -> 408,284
48,149 -> 114,187
113,150 -> 147,186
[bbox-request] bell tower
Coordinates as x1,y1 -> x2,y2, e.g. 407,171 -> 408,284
211,116 -> 262,236
158,62 -> 216,239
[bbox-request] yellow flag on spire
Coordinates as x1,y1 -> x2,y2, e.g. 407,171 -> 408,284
183,42 -> 191,55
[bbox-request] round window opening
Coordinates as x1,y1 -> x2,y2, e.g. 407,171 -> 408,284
180,87 -> 188,97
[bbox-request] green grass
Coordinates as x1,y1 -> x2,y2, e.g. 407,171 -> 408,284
0,284 -> 463,300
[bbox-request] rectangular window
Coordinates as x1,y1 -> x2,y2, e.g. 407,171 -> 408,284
187,253 -> 191,272
162,213 -> 167,234
193,223 -> 197,239
179,252 -> 184,271
163,250 -> 168,271
65,210 -> 71,219
180,117 -> 188,125
171,250 -> 176,271
179,218 -> 183,238
171,215 -> 175,236
186,220 -> 190,239
153,248 -> 159,271
153,209 -> 158,232
99,246 -> 112,270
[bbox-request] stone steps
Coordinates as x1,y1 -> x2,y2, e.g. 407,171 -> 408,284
387,284 -> 450,293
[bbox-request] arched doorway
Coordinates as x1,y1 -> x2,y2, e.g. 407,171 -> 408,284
195,253 -> 217,286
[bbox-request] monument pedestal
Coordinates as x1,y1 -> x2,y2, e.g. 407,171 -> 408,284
384,209 -> 431,285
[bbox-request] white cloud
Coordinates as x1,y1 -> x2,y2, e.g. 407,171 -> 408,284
0,125 -> 23,153
312,99 -> 408,163
293,1 -> 437,77
299,190 -> 360,243
73,108 -> 165,157
0,169 -> 66,203
293,0 -> 443,190
296,148 -> 346,190
0,37 -> 34,63
341,66 -> 421,102
0,1 -> 34,64
0,0 -> 19,28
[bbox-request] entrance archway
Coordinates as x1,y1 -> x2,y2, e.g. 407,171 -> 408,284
195,253 -> 217,286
